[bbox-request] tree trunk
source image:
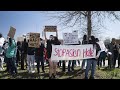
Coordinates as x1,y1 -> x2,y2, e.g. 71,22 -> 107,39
87,11 -> 92,41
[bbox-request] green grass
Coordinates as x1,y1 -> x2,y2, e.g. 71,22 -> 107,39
1,65 -> 120,79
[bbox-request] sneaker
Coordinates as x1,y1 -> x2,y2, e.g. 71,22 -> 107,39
31,70 -> 35,73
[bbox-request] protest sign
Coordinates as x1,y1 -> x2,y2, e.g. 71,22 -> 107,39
51,44 -> 96,61
44,26 -> 58,42
28,33 -> 40,48
7,26 -> 16,39
44,26 -> 57,32
63,30 -> 79,45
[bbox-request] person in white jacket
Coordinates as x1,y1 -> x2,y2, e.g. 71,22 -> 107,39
96,38 -> 107,69
0,33 -> 5,70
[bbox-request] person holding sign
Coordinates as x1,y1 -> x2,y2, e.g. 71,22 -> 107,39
27,40 -> 35,73
47,35 -> 61,79
81,35 -> 88,71
85,36 -> 101,79
46,35 -> 54,79
6,37 -> 17,76
51,36 -> 61,78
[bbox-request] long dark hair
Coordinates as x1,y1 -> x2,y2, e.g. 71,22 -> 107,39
91,36 -> 96,47
53,36 -> 61,45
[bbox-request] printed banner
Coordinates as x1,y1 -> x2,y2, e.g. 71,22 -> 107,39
51,44 -> 96,61
28,33 -> 40,48
7,26 -> 16,39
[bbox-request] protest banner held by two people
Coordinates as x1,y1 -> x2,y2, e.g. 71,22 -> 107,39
51,30 -> 97,61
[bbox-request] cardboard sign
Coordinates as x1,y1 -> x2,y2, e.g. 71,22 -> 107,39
7,26 -> 16,38
28,33 -> 40,48
63,30 -> 79,45
116,39 -> 120,44
51,44 -> 96,61
44,26 -> 57,32
44,26 -> 58,42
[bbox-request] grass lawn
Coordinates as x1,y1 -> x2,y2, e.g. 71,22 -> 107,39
1,65 -> 120,79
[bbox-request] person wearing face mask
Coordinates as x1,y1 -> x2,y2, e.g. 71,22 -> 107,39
35,38 -> 45,74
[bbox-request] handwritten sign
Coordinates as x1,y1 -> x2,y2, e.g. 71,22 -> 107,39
51,44 -> 96,61
44,26 -> 57,32
44,26 -> 58,42
63,30 -> 79,45
28,33 -> 40,48
7,26 -> 16,39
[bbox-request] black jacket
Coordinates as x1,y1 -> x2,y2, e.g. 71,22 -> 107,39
21,41 -> 28,54
27,47 -> 35,55
35,43 -> 45,57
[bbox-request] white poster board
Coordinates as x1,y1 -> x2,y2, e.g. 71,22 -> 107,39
51,44 -> 96,61
63,30 -> 79,45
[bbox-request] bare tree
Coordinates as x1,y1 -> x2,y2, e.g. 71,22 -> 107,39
46,11 -> 120,40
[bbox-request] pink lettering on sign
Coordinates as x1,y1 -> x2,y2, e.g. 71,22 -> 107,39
83,48 -> 94,58
54,48 -> 81,57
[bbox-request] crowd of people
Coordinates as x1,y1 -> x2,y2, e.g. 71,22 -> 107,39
0,32 -> 120,79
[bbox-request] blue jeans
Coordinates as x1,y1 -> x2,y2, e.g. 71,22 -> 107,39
35,56 -> 44,73
85,59 -> 97,78
81,59 -> 87,69
98,51 -> 106,67
7,57 -> 17,75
